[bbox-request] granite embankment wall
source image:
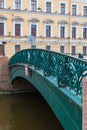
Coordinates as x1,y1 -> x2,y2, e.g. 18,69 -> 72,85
0,56 -> 36,92
0,56 -> 12,91
83,78 -> 87,130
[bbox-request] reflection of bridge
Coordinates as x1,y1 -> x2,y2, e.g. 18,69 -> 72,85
8,49 -> 87,130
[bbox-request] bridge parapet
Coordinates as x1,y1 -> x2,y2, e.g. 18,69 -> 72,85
8,49 -> 87,96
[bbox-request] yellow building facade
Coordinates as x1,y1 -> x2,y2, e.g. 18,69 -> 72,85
0,0 -> 87,59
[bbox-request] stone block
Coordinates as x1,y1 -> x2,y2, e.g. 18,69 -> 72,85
82,78 -> 87,130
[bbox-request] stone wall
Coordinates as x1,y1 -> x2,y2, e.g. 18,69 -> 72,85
83,78 -> 87,130
0,56 -> 12,91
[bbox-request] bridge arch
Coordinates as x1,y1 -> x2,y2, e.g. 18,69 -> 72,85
9,63 -> 82,130
12,76 -> 37,92
8,49 -> 86,130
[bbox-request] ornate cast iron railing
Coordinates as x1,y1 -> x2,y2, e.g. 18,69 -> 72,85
9,49 -> 87,95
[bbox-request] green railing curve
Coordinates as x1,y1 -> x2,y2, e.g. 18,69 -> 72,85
8,49 -> 87,96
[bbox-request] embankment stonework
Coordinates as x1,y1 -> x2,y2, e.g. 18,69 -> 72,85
83,78 -> 87,130
0,56 -> 12,91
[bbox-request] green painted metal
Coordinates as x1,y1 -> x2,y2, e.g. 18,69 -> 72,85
9,64 -> 82,130
9,49 -> 87,95
8,49 -> 86,130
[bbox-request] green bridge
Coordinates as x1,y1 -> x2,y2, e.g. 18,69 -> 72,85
8,49 -> 87,130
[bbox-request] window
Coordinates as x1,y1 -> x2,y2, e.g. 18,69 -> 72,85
83,6 -> 87,16
15,24 -> 21,36
60,45 -> 64,53
31,45 -> 36,49
60,26 -> 65,38
83,46 -> 87,55
83,28 -> 87,38
31,0 -> 37,11
72,5 -> 77,15
46,45 -> 50,50
46,2 -> 51,13
13,18 -> 23,36
15,0 -> 21,10
71,46 -> 76,55
0,23 -> 4,35
60,3 -> 65,14
15,44 -> 20,53
46,25 -> 51,37
72,27 -> 76,38
31,24 -> 37,36
0,45 -> 5,56
0,0 -> 4,8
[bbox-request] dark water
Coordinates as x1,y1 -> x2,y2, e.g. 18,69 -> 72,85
0,93 -> 64,130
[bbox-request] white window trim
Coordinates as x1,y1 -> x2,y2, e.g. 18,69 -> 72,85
0,19 -> 6,35
30,0 -> 38,11
59,24 -> 67,38
13,0 -> 22,10
82,26 -> 87,38
44,23 -> 53,37
13,21 -> 23,36
59,2 -> 67,14
71,25 -> 78,38
4,0 -> 6,8
29,22 -> 38,37
45,0 -> 53,13
82,4 -> 87,15
71,4 -> 78,15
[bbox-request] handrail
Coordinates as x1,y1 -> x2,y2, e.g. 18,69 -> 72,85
8,49 -> 87,95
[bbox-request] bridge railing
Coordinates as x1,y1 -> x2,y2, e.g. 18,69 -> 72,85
8,49 -> 87,96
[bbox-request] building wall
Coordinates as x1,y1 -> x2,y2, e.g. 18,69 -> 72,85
0,0 -> 86,59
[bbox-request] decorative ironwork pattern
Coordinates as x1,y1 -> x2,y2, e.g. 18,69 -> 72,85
9,49 -> 87,95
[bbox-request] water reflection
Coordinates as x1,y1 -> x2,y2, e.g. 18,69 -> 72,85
0,93 -> 64,130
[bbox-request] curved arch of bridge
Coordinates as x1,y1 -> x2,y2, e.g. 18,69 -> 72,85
10,64 -> 82,130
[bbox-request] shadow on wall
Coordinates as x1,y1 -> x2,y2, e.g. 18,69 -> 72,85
11,77 -> 37,93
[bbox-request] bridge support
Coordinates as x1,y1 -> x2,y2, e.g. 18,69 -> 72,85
0,56 -> 12,91
83,78 -> 87,130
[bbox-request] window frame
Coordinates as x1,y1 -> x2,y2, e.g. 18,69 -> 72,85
0,19 -> 6,36
14,0 -> 22,10
45,0 -> 53,13
30,0 -> 38,11
71,45 -> 76,55
83,5 -> 87,16
83,46 -> 87,55
59,24 -> 67,38
30,22 -> 38,37
30,0 -> 37,11
59,2 -> 67,14
82,26 -> 87,39
44,23 -> 52,37
46,1 -> 51,13
13,20 -> 22,36
60,45 -> 65,53
15,44 -> 21,53
71,25 -> 78,39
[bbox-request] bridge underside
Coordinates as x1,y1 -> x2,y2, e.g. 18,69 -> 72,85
10,65 -> 82,130
12,77 -> 37,93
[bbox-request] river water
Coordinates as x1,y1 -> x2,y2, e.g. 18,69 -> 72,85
0,93 -> 64,130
